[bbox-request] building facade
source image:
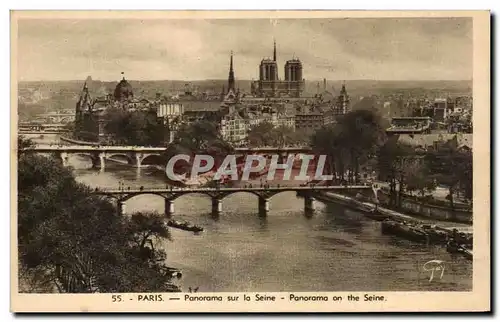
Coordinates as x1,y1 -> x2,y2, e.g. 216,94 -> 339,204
250,41 -> 305,98
74,76 -> 167,144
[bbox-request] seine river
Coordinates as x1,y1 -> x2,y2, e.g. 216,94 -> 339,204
27,133 -> 473,292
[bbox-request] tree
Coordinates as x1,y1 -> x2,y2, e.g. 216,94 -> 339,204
287,127 -> 315,147
274,125 -> 292,148
311,125 -> 344,183
247,122 -> 299,148
17,135 -> 35,151
164,120 -> 234,177
104,108 -> 164,146
247,121 -> 276,147
404,162 -> 437,197
377,139 -> 415,207
337,109 -> 387,183
17,137 -> 178,293
126,212 -> 171,260
424,144 -> 473,211
311,109 -> 387,184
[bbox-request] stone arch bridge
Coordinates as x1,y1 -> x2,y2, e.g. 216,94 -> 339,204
24,145 -> 166,170
23,145 -> 314,171
91,185 -> 374,217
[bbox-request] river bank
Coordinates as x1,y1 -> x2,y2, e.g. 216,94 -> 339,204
313,191 -> 472,234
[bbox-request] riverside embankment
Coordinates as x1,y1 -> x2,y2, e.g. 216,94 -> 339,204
313,191 -> 472,234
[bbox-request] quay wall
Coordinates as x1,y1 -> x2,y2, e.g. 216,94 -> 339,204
374,191 -> 472,224
314,190 -> 472,225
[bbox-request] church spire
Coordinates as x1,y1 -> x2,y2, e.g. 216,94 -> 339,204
230,51 -> 233,72
273,39 -> 277,62
228,51 -> 235,92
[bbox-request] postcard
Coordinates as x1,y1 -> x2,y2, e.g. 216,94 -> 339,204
11,10 -> 490,312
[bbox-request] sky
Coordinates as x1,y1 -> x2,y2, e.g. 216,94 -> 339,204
17,17 -> 473,81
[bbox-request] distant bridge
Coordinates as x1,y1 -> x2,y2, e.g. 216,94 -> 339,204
18,123 -> 69,134
36,113 -> 75,124
22,145 -> 313,170
23,145 -> 167,170
92,185 -> 373,217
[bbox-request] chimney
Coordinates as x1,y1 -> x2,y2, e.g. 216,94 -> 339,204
323,78 -> 327,91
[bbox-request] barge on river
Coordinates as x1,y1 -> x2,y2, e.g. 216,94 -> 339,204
167,220 -> 204,233
381,219 -> 472,248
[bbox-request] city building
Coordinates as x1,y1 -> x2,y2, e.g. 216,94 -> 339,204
294,106 -> 326,131
74,75 -> 167,144
219,103 -> 296,144
385,116 -> 432,135
293,82 -> 351,130
250,41 -> 305,98
335,83 -> 350,115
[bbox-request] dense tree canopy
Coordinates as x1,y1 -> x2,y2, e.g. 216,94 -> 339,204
424,144 -> 473,207
163,120 -> 234,176
377,137 -> 472,210
309,107 -> 473,213
311,108 -> 387,183
17,137 -> 178,293
104,108 -> 165,146
247,121 -> 307,148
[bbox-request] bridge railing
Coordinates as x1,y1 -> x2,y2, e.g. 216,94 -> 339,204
90,184 -> 372,193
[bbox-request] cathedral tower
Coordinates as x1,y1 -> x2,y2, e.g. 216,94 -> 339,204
337,82 -> 350,114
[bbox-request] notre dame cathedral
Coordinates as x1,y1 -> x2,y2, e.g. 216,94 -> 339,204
250,41 -> 305,98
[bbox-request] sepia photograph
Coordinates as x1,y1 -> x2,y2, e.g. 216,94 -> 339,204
10,10 -> 490,312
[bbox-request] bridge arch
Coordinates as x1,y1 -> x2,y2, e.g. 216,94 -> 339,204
219,190 -> 262,200
168,191 -> 214,202
67,152 -> 98,165
141,153 -> 165,165
221,188 -> 305,201
107,153 -> 134,165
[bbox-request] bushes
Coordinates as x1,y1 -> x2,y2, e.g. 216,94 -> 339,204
17,137 -> 178,293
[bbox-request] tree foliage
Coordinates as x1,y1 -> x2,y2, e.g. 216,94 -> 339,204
311,108 -> 387,184
424,144 -> 473,208
377,136 -> 472,211
163,120 -> 234,175
104,107 -> 165,146
247,121 -> 308,148
17,137 -> 178,293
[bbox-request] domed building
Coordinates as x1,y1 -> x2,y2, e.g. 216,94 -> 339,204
114,76 -> 134,102
74,74 -> 168,144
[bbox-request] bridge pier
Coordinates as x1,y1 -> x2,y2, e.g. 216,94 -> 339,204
99,152 -> 106,171
258,197 -> 270,217
211,198 -> 223,215
135,153 -> 142,169
165,199 -> 175,217
118,201 -> 126,216
304,196 -> 315,214
60,152 -> 69,167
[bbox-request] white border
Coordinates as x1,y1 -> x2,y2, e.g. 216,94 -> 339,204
3,1 -> 497,321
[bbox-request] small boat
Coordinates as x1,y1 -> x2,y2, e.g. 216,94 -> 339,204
461,247 -> 473,260
446,241 -> 473,260
164,266 -> 183,279
167,220 -> 204,233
